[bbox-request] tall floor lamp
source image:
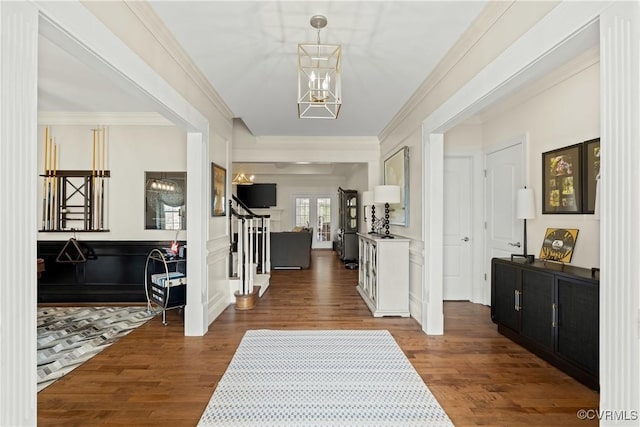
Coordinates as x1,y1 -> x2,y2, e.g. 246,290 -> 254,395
374,185 -> 401,238
511,187 -> 535,263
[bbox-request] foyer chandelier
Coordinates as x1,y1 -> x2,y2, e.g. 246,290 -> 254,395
297,15 -> 342,119
232,173 -> 254,185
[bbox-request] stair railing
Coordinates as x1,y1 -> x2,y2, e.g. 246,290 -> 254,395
229,196 -> 271,295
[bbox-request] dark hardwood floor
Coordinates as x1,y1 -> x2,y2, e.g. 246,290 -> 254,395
37,250 -> 598,426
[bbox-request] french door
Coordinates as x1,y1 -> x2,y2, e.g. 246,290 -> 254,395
294,195 -> 333,249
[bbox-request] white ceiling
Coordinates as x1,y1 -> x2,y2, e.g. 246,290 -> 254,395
37,2 -> 600,179
38,1 -> 487,138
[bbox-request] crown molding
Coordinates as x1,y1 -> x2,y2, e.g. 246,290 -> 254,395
38,112 -> 175,126
475,45 -> 599,124
379,1 -> 513,142
123,2 -> 234,120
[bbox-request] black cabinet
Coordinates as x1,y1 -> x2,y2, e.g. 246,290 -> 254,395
491,258 -> 599,390
336,187 -> 358,261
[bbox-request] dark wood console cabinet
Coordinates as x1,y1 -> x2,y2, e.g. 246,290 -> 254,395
491,258 -> 599,390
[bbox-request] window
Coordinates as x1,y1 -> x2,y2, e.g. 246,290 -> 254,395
317,198 -> 331,241
295,198 -> 310,227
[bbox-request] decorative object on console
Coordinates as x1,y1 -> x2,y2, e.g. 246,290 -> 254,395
511,187 -> 536,263
539,228 -> 579,263
211,163 -> 226,217
374,185 -> 401,239
362,190 -> 373,227
384,146 -> 409,226
297,15 -> 342,119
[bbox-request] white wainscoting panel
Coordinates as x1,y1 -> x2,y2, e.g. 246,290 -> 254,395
409,240 -> 424,323
207,236 -> 232,324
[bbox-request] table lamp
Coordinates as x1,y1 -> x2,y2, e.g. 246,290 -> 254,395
374,185 -> 401,238
511,187 -> 535,263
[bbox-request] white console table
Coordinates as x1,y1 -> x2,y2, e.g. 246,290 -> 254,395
357,233 -> 410,317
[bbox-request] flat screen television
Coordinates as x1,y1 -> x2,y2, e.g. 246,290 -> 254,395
236,183 -> 277,208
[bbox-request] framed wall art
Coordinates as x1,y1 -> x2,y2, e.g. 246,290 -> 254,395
384,146 -> 409,226
542,143 -> 582,214
211,163 -> 226,217
582,138 -> 600,214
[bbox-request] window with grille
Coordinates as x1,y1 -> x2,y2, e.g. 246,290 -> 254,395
317,198 -> 331,241
295,198 -> 310,228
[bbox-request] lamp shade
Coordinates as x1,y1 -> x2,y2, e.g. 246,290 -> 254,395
374,185 -> 401,204
516,187 -> 536,220
362,191 -> 374,206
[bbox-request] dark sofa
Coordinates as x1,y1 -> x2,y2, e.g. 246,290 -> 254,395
270,230 -> 313,269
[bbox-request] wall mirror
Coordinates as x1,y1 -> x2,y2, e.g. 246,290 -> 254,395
145,171 -> 187,230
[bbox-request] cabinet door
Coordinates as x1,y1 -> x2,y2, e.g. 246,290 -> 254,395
369,242 -> 377,303
492,262 -> 520,331
556,277 -> 599,375
345,193 -> 358,232
520,269 -> 554,350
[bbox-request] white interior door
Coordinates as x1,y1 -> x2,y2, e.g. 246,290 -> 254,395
485,142 -> 524,302
443,156 -> 473,300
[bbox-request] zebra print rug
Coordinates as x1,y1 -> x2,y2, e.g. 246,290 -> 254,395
37,306 -> 153,391
198,329 -> 453,427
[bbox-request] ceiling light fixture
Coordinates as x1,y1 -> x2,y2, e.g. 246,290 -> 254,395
297,15 -> 342,119
232,173 -> 254,185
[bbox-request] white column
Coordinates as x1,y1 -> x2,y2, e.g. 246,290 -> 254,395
0,2 -> 38,426
185,131 -> 208,336
422,132 -> 444,335
600,2 -> 640,424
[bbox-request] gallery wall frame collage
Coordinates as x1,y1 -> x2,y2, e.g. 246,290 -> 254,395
538,137 -> 599,265
542,138 -> 600,214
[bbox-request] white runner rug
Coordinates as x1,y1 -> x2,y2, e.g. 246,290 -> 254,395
198,330 -> 454,427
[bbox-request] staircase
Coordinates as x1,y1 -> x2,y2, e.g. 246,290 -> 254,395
229,196 -> 271,308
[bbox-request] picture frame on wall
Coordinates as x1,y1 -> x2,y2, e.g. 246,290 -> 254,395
211,163 -> 226,217
582,138 -> 600,214
542,143 -> 582,214
383,146 -> 409,226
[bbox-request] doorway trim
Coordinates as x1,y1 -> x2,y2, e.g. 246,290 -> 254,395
36,1 -> 211,338
421,0 -> 639,419
420,0 -> 607,335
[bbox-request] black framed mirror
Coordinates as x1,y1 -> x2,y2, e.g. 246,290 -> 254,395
145,171 -> 186,230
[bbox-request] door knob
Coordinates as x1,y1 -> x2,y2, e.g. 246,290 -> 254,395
508,242 -> 521,248
461,237 -> 470,242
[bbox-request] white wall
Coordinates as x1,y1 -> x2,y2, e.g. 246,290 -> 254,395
481,61 -> 600,269
37,121 -> 187,242
379,126 -> 424,320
